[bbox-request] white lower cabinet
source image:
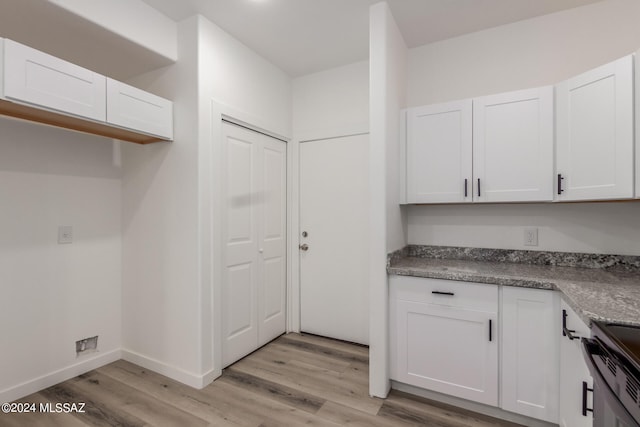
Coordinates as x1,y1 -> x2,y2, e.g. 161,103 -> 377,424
501,287 -> 560,423
559,300 -> 593,427
390,276 -> 498,406
391,276 -> 565,424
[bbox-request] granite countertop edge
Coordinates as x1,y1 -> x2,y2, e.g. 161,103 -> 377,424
388,246 -> 640,328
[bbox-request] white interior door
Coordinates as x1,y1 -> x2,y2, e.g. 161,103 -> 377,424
299,133 -> 369,345
258,136 -> 287,346
221,122 -> 286,367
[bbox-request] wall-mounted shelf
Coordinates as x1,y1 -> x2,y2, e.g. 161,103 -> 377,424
0,99 -> 166,144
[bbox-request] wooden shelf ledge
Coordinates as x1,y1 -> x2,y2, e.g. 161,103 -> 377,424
0,99 -> 169,144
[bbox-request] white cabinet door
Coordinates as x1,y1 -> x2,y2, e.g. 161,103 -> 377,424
3,39 -> 106,121
559,300 -> 593,427
473,87 -> 554,202
556,55 -> 634,201
501,287 -> 560,423
106,79 -> 173,140
390,276 -> 498,406
406,100 -> 472,203
221,122 -> 287,367
0,39 -> 5,98
633,50 -> 640,199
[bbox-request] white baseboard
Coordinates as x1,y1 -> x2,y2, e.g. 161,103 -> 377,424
121,349 -> 219,389
0,349 -> 121,404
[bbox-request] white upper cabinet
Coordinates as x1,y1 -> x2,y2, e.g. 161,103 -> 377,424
473,87 -> 554,202
107,78 -> 173,140
3,39 -> 106,121
0,38 -> 173,144
406,100 -> 473,203
556,55 -> 634,201
403,86 -> 553,204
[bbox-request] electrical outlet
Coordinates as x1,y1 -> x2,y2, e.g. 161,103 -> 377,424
524,228 -> 538,247
58,226 -> 73,244
76,336 -> 98,356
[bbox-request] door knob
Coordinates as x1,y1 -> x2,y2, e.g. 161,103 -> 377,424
299,243 -> 309,251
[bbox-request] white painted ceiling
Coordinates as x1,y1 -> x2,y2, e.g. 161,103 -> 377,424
141,0 -> 603,77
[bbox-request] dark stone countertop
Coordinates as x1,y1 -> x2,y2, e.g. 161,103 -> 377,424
388,246 -> 640,328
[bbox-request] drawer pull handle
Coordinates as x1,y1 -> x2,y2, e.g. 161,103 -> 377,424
558,173 -> 565,195
489,319 -> 493,342
431,291 -> 454,296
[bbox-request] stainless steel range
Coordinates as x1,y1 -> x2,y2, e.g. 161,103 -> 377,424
582,321 -> 640,427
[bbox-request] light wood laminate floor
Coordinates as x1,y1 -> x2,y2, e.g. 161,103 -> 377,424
1,333 -> 523,426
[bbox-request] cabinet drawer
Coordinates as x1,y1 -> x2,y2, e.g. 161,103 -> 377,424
389,275 -> 497,312
106,78 -> 173,139
3,39 -> 106,121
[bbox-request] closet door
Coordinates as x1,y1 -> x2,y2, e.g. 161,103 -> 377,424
222,123 -> 261,367
258,136 -> 287,346
221,122 -> 287,367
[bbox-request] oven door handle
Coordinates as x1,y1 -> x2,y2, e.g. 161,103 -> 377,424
581,338 -> 640,427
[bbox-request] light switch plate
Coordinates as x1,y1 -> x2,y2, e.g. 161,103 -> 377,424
58,226 -> 73,244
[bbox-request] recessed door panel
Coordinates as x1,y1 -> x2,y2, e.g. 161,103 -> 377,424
226,263 -> 255,339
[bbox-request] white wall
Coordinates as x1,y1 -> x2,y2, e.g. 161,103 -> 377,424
407,0 -> 640,107
121,17 -> 205,387
406,0 -> 640,255
121,14 -> 292,387
48,0 -> 177,61
293,60 -> 369,139
199,15 -> 292,377
200,17 -> 292,139
369,1 -> 407,398
408,203 -> 640,256
0,118 -> 122,402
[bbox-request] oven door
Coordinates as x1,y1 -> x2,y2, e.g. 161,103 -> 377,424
583,338 -> 640,427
